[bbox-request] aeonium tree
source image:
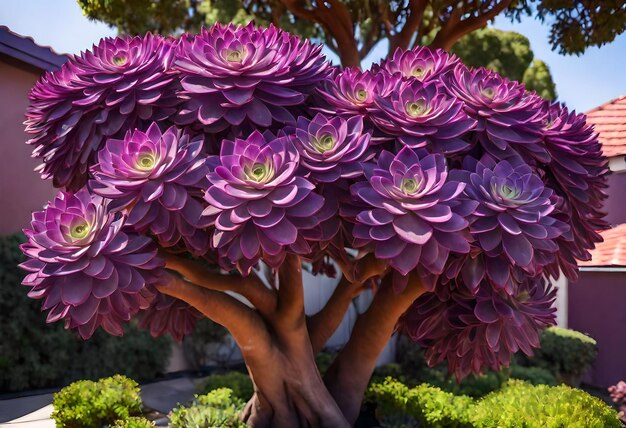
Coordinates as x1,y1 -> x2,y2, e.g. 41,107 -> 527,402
20,23 -> 607,427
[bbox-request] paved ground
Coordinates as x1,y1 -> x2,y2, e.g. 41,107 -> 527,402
0,376 -> 201,426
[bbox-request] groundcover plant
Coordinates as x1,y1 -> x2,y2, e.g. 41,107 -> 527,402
20,23 -> 607,427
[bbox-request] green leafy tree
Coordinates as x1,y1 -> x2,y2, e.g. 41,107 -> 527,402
452,27 -> 557,99
78,0 -> 625,67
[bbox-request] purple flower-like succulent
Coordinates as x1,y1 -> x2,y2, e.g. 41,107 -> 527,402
372,79 -> 476,153
444,65 -> 547,161
458,156 -> 568,279
293,113 -> 372,182
402,277 -> 556,380
375,46 -> 460,82
90,123 -> 211,255
352,147 -> 473,277
540,102 -> 609,280
26,34 -> 177,190
316,68 -> 385,117
175,23 -> 329,131
203,130 -> 325,273
20,189 -> 163,339
139,292 -> 203,342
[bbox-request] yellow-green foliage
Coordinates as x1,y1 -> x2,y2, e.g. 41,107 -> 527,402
169,388 -> 246,428
471,380 -> 621,428
112,416 -> 155,428
198,371 -> 254,400
51,374 -> 142,428
367,377 -> 621,428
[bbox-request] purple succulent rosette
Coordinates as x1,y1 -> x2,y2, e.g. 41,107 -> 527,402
25,34 -> 178,190
457,156 -> 569,281
402,277 -> 556,380
203,130 -> 325,274
316,68 -> 383,117
352,147 -> 474,278
90,123 -> 211,255
371,79 -> 476,153
139,293 -> 203,342
375,46 -> 460,82
541,102 -> 609,280
293,113 -> 372,182
20,189 -> 163,339
444,65 -> 548,162
175,23 -> 330,131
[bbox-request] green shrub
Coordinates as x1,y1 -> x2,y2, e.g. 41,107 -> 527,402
367,377 -> 473,428
183,318 -> 229,369
51,374 -> 142,428
315,351 -> 335,375
471,379 -> 621,428
198,371 -> 254,400
532,326 -> 598,385
0,233 -> 172,392
509,365 -> 557,386
112,416 -> 155,428
169,388 -> 246,428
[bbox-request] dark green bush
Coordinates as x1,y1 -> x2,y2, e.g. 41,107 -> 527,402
509,365 -> 557,386
169,388 -> 245,428
182,318 -> 230,369
471,380 -> 621,428
532,326 -> 598,385
0,233 -> 172,392
51,374 -> 142,428
112,416 -> 155,428
198,371 -> 254,400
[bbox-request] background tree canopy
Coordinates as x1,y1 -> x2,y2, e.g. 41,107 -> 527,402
77,1 -> 563,98
78,0 -> 625,68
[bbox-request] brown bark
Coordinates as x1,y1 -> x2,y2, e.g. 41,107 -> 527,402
280,0 -> 361,68
430,0 -> 514,51
159,254 -> 415,427
324,272 -> 426,424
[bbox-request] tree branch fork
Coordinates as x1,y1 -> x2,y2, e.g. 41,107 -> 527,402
157,251 -> 425,427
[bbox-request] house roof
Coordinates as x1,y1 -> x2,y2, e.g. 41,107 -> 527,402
586,95 -> 626,158
580,223 -> 626,267
0,26 -> 68,71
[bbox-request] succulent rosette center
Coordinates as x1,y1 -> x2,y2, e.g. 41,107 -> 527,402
20,189 -> 163,339
203,130 -> 325,273
293,113 -> 372,182
352,147 -> 473,277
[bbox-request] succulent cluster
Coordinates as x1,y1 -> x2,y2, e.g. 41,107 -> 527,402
23,24 -> 606,376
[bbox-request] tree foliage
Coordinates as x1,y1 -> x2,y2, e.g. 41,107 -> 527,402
452,27 -> 557,99
78,0 -> 626,67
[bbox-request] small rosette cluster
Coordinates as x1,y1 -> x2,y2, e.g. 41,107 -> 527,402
457,156 -> 569,286
26,34 -> 177,189
444,66 -> 548,161
352,147 -> 474,280
375,46 -> 460,82
203,131 -> 326,273
371,79 -> 476,153
403,276 -> 556,380
20,189 -> 163,339
91,123 -> 211,255
293,113 -> 372,182
175,23 -> 330,131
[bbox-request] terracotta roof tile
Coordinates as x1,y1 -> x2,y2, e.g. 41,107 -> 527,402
586,95 -> 626,158
580,223 -> 626,267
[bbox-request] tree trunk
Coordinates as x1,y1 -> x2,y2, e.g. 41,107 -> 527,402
158,255 -> 423,427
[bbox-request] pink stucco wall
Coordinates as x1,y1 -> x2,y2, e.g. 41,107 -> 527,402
568,271 -> 626,388
0,59 -> 56,235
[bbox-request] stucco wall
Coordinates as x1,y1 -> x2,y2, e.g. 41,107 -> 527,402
0,59 -> 56,235
568,271 -> 626,388
602,170 -> 626,226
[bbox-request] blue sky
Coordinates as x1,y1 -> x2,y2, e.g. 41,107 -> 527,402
2,0 -> 625,113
